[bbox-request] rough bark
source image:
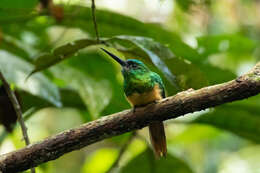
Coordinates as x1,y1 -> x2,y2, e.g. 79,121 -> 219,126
0,62 -> 260,172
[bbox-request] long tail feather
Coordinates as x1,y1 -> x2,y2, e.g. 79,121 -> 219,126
148,121 -> 167,158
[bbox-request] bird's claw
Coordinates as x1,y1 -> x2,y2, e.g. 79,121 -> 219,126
152,100 -> 159,104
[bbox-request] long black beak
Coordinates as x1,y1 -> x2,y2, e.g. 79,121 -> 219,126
100,48 -> 127,67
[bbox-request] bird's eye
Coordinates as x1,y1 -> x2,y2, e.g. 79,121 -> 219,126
131,64 -> 137,68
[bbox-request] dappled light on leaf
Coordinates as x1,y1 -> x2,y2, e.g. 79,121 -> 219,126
197,34 -> 258,58
81,148 -> 118,173
0,51 -> 61,107
51,65 -> 112,119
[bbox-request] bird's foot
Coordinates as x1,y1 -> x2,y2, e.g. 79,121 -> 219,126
132,105 -> 139,113
133,105 -> 144,113
152,100 -> 160,104
132,106 -> 138,113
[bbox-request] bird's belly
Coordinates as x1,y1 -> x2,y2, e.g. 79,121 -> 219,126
126,84 -> 162,106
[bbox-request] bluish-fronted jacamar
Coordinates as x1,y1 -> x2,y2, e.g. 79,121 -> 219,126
101,48 -> 167,158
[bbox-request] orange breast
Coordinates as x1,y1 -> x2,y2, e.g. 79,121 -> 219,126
126,84 -> 162,106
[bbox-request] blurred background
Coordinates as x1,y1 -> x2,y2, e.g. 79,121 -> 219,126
0,0 -> 260,172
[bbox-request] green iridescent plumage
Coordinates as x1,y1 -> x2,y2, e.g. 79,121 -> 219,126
122,59 -> 165,98
101,48 -> 167,158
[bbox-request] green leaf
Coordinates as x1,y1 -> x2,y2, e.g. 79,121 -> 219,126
163,57 -> 208,89
176,0 -> 211,11
220,145 -> 260,173
0,38 -> 30,61
18,90 -> 51,112
81,148 -> 118,173
2,5 -> 200,61
59,88 -> 86,110
31,39 -> 97,75
50,64 -> 112,119
0,51 -> 61,107
107,36 -> 177,85
19,88 -> 86,112
194,101 -> 260,143
0,0 -> 37,9
65,52 -> 130,114
106,36 -> 208,90
121,148 -> 193,173
59,5 -> 201,62
197,34 -> 258,57
0,17 -> 51,57
176,0 -> 195,10
173,125 -> 221,144
198,63 -> 236,85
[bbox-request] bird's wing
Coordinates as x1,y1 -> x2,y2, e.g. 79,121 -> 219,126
151,72 -> 166,98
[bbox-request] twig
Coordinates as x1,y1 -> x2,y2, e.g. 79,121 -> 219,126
91,0 -> 100,43
106,132 -> 137,173
0,72 -> 35,173
0,62 -> 260,172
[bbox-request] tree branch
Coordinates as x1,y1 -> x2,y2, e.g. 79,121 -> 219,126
0,62 -> 260,172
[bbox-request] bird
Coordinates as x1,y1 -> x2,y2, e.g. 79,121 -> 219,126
101,48 -> 167,158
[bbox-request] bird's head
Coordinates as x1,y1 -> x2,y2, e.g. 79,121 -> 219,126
101,48 -> 150,78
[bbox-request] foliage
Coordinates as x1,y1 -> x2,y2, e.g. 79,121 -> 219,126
0,0 -> 259,172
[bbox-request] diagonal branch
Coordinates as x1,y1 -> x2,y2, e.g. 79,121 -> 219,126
0,62 -> 260,172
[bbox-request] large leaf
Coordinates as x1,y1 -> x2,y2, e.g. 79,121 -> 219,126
33,35 -> 208,96
0,0 -> 37,9
0,37 -> 30,61
193,98 -> 260,143
30,39 -> 97,75
29,34 -> 234,100
198,63 -> 236,85
106,36 -> 208,90
59,5 -> 202,62
121,148 -> 193,173
31,35 -> 232,93
0,51 -> 61,107
219,145 -> 260,173
65,52 -> 130,114
19,88 -> 85,112
0,5 -> 201,62
29,47 -> 129,117
30,35 -> 205,95
106,36 -> 178,86
197,34 -> 258,57
81,148 -> 118,173
50,64 -> 112,119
